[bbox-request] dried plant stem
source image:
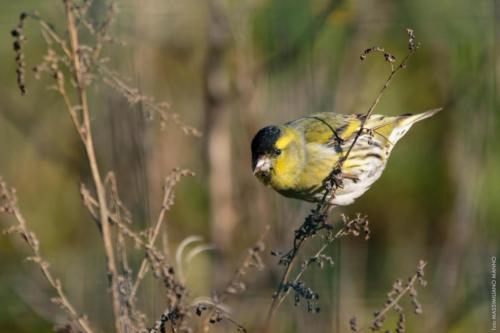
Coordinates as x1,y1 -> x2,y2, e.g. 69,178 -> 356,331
221,226 -> 270,301
265,217 -> 354,326
1,181 -> 95,333
129,189 -> 171,300
63,1 -> 122,332
273,227 -> 345,313
39,19 -> 71,59
342,51 -> 414,161
264,206 -> 332,329
264,239 -> 302,325
199,226 -> 270,332
129,169 -> 192,302
356,261 -> 427,333
81,184 -> 168,269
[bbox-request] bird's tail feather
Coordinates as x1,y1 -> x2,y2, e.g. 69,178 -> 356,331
383,107 -> 442,144
400,107 -> 443,126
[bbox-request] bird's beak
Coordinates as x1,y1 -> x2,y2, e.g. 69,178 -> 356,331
253,157 -> 272,175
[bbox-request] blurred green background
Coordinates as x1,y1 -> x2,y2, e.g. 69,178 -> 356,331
0,0 -> 499,332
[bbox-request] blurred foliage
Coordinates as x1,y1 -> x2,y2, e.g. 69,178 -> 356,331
0,0 -> 498,332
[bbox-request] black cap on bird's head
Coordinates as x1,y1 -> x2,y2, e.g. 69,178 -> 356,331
251,125 -> 282,179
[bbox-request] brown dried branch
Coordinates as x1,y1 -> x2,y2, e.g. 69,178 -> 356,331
342,29 -> 419,162
80,183 -> 164,261
63,2 -> 123,332
221,226 -> 269,299
350,260 -> 427,333
105,172 -> 133,225
36,14 -> 73,59
266,215 -> 370,325
197,225 -> 270,332
15,4 -> 199,138
98,64 -> 201,137
0,178 -> 95,333
129,168 -> 195,302
105,172 -> 148,333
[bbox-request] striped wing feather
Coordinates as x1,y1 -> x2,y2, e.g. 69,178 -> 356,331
288,112 -> 401,146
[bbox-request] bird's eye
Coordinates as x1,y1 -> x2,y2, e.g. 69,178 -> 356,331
273,148 -> 281,156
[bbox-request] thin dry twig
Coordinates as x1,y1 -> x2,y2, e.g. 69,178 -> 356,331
98,64 -> 201,137
220,226 -> 269,300
350,260 -> 427,333
80,183 -> 166,262
196,225 -> 270,332
274,215 -> 370,313
63,2 -> 123,332
129,168 -> 195,302
105,172 -> 148,333
343,30 -> 418,161
0,178 -> 95,333
14,5 -> 200,138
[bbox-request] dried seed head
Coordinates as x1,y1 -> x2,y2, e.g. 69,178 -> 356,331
12,13 -> 29,95
349,316 -> 359,332
406,28 -> 417,51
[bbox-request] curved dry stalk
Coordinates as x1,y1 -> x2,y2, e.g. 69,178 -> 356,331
176,236 -> 204,275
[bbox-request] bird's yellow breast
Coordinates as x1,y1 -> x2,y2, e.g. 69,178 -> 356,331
272,158 -> 300,189
296,143 -> 339,190
272,142 -> 338,192
268,128 -> 306,190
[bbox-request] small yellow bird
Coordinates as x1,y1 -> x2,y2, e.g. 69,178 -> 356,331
251,109 -> 441,206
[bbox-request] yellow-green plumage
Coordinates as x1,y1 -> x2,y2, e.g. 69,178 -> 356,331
251,109 -> 441,206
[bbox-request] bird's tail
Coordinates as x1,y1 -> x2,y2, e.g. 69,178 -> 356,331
399,107 -> 443,127
382,107 -> 442,144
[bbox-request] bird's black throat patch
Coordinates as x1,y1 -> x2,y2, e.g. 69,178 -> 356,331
251,125 -> 281,168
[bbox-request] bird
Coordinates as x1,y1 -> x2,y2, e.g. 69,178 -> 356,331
251,109 -> 441,206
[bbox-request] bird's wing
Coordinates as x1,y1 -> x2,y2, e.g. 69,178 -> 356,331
287,112 -> 363,146
288,112 -> 426,149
